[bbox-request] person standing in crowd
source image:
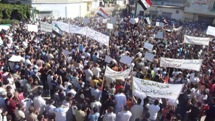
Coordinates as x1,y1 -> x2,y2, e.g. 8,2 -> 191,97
116,105 -> 132,121
146,100 -> 160,121
103,106 -> 116,121
130,98 -> 143,121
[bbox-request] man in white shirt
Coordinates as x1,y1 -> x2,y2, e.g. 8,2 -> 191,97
114,88 -> 126,113
22,93 -> 32,114
146,99 -> 160,121
103,106 -> 116,121
92,63 -> 101,78
49,103 -> 69,121
90,96 -> 102,113
130,98 -> 143,121
33,87 -> 46,114
116,105 -> 132,121
90,85 -> 102,101
84,66 -> 93,82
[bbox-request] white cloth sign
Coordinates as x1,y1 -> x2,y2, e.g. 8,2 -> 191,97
105,66 -> 131,80
9,55 -> 25,62
120,55 -> 133,65
105,55 -> 113,63
156,22 -> 164,27
145,52 -> 155,62
27,24 -> 38,32
0,25 -> 10,31
53,21 -> 109,46
160,57 -> 203,71
40,22 -> 52,32
184,35 -> 211,46
155,31 -> 164,39
144,42 -> 154,50
206,26 -> 215,36
132,77 -> 184,100
107,23 -> 113,29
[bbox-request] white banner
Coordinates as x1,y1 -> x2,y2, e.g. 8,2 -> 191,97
40,22 -> 52,32
145,52 -> 155,62
184,35 -> 211,46
206,26 -> 215,37
105,66 -> 131,80
155,31 -> 164,39
133,77 -> 184,100
27,24 -> 38,32
52,21 -> 109,46
160,57 -> 203,71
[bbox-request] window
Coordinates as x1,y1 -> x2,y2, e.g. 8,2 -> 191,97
212,2 -> 215,11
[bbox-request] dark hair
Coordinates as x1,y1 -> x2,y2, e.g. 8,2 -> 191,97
137,98 -> 142,105
93,107 -> 98,113
154,100 -> 159,105
7,92 -> 13,99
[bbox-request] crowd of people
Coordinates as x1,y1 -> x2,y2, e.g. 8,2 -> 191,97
0,14 -> 215,121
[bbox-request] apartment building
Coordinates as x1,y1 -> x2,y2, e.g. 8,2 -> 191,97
136,0 -> 215,24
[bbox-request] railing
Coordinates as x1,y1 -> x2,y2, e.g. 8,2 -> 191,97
152,1 -> 184,7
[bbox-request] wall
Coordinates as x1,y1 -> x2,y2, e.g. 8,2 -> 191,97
138,6 -> 184,20
32,3 -> 89,19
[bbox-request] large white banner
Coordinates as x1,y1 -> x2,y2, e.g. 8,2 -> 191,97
40,22 -> 52,32
27,24 -> 38,32
105,66 -> 131,80
184,35 -> 211,46
206,26 -> 215,37
0,25 -> 10,31
133,77 -> 184,100
160,57 -> 203,71
52,21 -> 109,46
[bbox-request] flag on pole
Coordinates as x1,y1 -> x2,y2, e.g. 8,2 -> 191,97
97,8 -> 109,19
52,24 -> 63,37
138,0 -> 152,10
144,17 -> 151,25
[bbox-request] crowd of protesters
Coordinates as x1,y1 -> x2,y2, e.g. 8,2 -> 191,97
0,14 -> 214,121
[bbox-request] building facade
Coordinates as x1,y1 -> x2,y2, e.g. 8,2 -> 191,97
136,0 -> 215,25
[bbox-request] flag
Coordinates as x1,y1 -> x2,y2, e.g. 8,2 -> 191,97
52,24 -> 63,37
97,8 -> 109,19
138,0 -> 152,10
144,17 -> 151,25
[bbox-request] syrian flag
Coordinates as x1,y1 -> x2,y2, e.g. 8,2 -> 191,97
52,24 -> 63,37
97,8 -> 109,19
138,0 -> 152,10
144,17 -> 151,25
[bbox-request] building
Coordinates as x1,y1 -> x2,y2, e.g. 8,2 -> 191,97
30,0 -> 100,19
136,0 -> 215,25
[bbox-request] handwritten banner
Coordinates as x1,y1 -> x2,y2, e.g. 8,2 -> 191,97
184,35 -> 211,46
160,57 -> 203,71
40,22 -> 52,32
133,77 -> 184,100
105,66 -> 131,80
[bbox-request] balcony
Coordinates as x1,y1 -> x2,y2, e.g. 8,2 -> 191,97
152,0 -> 185,7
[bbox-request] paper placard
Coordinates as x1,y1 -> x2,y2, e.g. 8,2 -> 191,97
110,16 -> 117,24
155,31 -> 164,39
144,42 -> 154,50
120,55 -> 133,65
156,22 -> 164,27
27,24 -> 38,32
83,18 -> 90,25
145,52 -> 155,62
63,49 -> 71,56
102,19 -> 108,23
105,55 -> 113,63
206,26 -> 215,36
107,23 -> 113,29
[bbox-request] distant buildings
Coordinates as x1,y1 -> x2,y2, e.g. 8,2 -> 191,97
136,0 -> 215,24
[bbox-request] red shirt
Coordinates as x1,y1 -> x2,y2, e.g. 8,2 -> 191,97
5,98 -> 16,114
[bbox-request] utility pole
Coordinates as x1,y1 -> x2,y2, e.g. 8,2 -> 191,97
134,0 -> 138,17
